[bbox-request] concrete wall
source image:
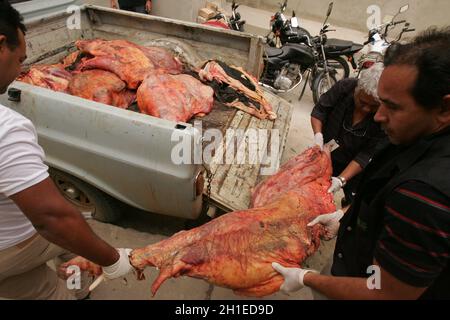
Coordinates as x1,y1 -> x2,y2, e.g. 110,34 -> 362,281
229,0 -> 450,33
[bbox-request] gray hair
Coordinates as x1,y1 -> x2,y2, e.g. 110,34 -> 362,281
356,63 -> 384,100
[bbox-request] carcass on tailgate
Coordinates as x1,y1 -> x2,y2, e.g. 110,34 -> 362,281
130,147 -> 334,297
62,147 -> 334,297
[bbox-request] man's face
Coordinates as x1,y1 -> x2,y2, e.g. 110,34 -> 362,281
374,65 -> 441,145
355,89 -> 380,114
0,29 -> 27,94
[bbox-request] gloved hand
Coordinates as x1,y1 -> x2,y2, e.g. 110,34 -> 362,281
328,176 -> 344,194
307,210 -> 344,240
313,133 -> 324,150
272,263 -> 318,293
102,248 -> 133,280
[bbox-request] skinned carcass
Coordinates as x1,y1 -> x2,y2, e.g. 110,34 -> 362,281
68,70 -> 136,109
199,60 -> 277,120
137,72 -> 214,122
251,146 -> 332,208
17,64 -> 72,92
60,147 -> 334,298
75,39 -> 154,89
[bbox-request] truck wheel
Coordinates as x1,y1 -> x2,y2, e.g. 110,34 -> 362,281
49,168 -> 122,223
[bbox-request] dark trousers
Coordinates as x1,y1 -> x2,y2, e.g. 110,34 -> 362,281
120,5 -> 146,13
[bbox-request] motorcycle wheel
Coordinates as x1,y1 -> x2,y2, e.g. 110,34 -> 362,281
312,71 -> 338,104
313,56 -> 350,82
327,56 -> 350,80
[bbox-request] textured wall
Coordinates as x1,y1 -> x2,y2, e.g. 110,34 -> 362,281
229,0 -> 450,33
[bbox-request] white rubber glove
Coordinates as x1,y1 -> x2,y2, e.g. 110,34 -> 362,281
102,248 -> 133,280
272,263 -> 318,293
307,210 -> 344,240
328,176 -> 343,194
314,133 -> 324,150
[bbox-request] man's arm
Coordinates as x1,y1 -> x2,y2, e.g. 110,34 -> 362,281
338,160 -> 363,182
10,177 -> 119,267
311,116 -> 323,135
303,260 -> 427,300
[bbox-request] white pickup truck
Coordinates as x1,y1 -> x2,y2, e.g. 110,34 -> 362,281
0,0 -> 293,222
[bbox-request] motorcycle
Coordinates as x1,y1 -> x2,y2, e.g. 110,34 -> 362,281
357,4 -> 414,74
259,2 -> 341,103
266,0 -> 311,48
203,1 -> 246,32
266,0 -> 363,81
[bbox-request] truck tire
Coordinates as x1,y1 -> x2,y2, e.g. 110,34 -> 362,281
49,168 -> 122,223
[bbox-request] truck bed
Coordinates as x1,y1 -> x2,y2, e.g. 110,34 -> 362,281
5,5 -> 292,215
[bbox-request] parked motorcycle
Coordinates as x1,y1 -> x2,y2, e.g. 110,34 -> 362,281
259,2 -> 341,103
203,1 -> 246,32
266,0 -> 311,48
266,0 -> 363,81
357,4 -> 414,74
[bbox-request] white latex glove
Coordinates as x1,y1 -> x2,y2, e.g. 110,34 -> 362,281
307,210 -> 344,240
102,248 -> 133,280
328,176 -> 343,194
272,263 -> 318,293
313,132 -> 324,150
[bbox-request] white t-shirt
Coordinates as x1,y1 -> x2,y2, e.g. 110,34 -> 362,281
0,103 -> 49,250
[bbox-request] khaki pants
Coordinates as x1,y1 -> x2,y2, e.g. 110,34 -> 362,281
0,233 -> 90,300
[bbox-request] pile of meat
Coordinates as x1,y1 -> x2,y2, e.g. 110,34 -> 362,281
17,39 -> 275,122
63,147 -> 335,297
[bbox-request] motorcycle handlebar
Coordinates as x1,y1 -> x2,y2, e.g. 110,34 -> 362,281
393,19 -> 407,26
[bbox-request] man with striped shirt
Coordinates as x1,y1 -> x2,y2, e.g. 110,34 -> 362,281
272,28 -> 450,299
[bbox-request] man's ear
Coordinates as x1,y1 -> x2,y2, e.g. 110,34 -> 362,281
438,94 -> 450,125
0,35 -> 7,53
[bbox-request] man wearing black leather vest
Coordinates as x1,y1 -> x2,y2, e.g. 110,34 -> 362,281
272,27 -> 450,299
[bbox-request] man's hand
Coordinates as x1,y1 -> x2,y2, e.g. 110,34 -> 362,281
328,176 -> 343,194
313,132 -> 324,150
110,0 -> 118,9
145,0 -> 152,13
272,263 -> 318,293
102,248 -> 133,279
307,210 -> 344,240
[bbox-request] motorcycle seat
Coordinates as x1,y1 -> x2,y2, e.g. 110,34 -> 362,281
265,47 -> 284,57
325,38 -> 353,51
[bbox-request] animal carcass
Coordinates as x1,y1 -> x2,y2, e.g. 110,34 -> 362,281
199,60 -> 277,120
61,147 -> 334,297
68,70 -> 136,109
75,39 -> 154,89
17,64 -> 72,92
129,147 -> 334,297
251,146 -> 332,208
137,72 -> 214,122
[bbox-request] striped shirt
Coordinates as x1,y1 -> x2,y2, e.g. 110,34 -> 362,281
374,181 -> 450,288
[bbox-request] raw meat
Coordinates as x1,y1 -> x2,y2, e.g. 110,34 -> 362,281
133,45 -> 183,75
137,72 -> 214,122
129,147 -> 335,297
252,146 -> 332,208
68,70 -> 136,109
17,64 -> 72,92
75,39 -> 154,89
199,60 -> 277,120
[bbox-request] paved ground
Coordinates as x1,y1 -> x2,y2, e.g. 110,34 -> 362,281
69,1 -> 366,300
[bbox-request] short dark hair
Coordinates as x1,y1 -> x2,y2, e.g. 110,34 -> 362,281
384,27 -> 450,110
0,0 -> 27,48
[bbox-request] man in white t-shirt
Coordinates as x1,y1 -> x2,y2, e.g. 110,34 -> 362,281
0,1 -> 134,299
